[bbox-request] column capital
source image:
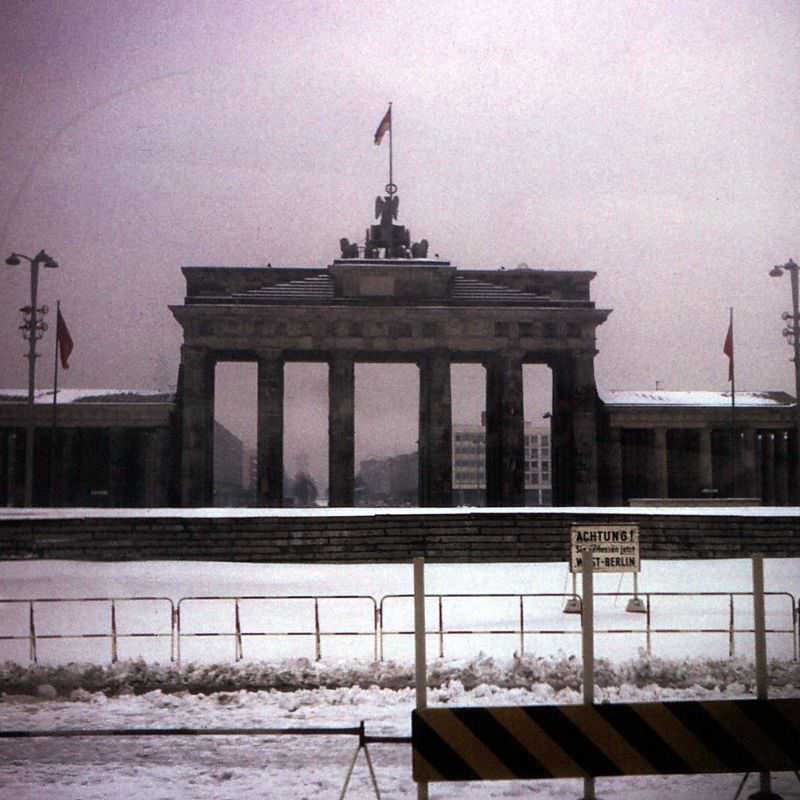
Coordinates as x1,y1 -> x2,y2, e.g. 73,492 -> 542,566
180,343 -> 213,364
329,349 -> 356,364
483,349 -> 524,367
256,348 -> 285,362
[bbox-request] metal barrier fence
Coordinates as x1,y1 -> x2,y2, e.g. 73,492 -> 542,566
175,595 -> 379,665
1,590 -> 797,664
0,597 -> 175,664
379,591 -> 799,660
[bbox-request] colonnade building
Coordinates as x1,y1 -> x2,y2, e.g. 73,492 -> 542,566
600,389 -> 797,505
1,193 -> 797,507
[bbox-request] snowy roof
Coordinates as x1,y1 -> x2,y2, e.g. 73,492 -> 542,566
599,390 -> 795,408
198,272 -> 589,307
0,389 -> 175,405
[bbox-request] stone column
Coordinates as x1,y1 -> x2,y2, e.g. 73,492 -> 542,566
180,346 -> 215,506
257,351 -> 285,507
653,428 -> 669,498
418,350 -> 453,507
328,352 -> 355,507
56,428 -> 78,506
775,431 -> 789,505
754,433 -> 764,503
698,428 -> 713,493
549,357 -> 573,506
144,429 -> 166,507
109,428 -> 129,506
789,428 -> 799,505
763,433 -> 776,506
739,428 -> 756,499
485,352 -> 525,506
141,431 -> 158,508
607,427 -> 623,506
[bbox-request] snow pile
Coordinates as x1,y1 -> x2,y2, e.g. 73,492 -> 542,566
2,653 -> 798,699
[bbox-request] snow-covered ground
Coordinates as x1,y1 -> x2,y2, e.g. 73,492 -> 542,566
2,679 -> 800,800
1,557 -> 798,799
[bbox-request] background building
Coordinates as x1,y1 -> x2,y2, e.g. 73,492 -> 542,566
0,389 -> 248,508
0,389 -> 177,507
453,422 -> 552,506
357,452 -> 417,506
212,421 -> 247,506
599,390 -> 797,505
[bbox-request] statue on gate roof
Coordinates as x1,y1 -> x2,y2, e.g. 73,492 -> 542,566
337,191 -> 431,261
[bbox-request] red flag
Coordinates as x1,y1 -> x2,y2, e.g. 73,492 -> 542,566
374,105 -> 391,145
723,315 -> 733,383
56,306 -> 74,369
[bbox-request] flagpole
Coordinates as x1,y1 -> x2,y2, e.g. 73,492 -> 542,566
388,101 -> 393,193
50,300 -> 61,506
729,307 -> 737,497
387,102 -> 394,259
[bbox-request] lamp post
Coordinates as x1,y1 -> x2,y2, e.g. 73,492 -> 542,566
5,250 -> 59,506
769,258 -> 800,502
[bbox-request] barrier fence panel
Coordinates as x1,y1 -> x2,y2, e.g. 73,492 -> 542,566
0,598 -> 175,664
379,591 -> 798,662
175,595 -> 379,665
379,593 -> 585,661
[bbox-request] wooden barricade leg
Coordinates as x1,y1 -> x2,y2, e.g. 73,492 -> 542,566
580,555 -> 599,800
338,721 -> 381,800
414,557 -> 429,800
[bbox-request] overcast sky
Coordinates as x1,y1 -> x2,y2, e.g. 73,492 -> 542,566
1,1 -> 798,484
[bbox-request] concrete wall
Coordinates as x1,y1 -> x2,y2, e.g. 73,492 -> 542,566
0,508 -> 797,562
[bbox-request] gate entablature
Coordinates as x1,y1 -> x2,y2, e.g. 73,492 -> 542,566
179,264 -> 600,306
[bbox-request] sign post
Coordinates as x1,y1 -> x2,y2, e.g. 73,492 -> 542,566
748,554 -> 782,800
572,523 -> 640,800
581,554 -> 596,800
413,557 -> 429,800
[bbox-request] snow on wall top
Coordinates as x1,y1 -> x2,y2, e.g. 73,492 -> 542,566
0,389 -> 175,404
0,505 -> 796,521
5,388 -> 790,409
599,389 -> 795,408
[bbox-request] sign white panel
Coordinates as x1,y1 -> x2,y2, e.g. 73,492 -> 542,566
570,524 -> 640,573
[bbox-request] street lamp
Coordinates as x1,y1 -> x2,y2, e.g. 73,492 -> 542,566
5,250 -> 59,506
769,258 -> 800,502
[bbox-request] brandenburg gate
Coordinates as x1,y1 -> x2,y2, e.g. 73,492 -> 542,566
171,191 -> 611,507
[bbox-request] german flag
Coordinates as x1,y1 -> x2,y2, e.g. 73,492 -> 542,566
374,105 -> 391,145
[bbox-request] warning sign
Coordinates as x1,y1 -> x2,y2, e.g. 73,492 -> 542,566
570,524 -> 640,573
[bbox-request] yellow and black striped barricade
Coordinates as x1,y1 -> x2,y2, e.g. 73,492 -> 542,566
412,698 -> 800,782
